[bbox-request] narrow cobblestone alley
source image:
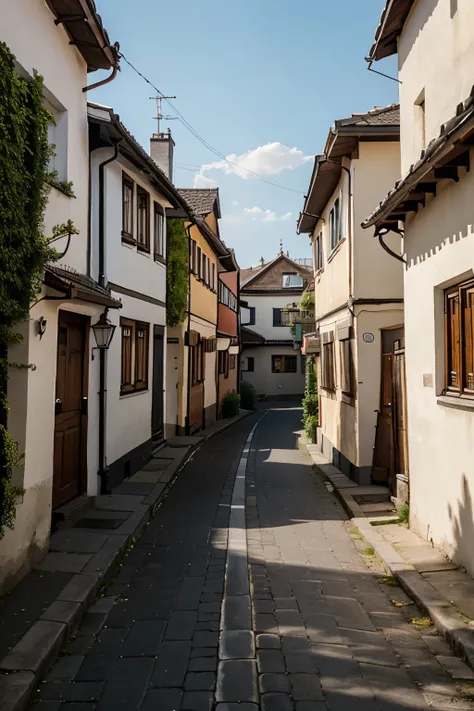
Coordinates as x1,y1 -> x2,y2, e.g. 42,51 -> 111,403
33,406 -> 474,711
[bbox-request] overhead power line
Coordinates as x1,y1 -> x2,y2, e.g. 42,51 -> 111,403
118,51 -> 305,196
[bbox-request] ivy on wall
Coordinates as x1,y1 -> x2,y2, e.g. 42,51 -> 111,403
166,218 -> 189,327
302,357 -> 318,442
0,42 -> 76,537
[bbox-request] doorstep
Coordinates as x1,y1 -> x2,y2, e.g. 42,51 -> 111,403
0,409 -> 252,711
299,432 -> 474,673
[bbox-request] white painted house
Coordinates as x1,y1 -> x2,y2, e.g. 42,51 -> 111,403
363,0 -> 474,576
298,105 -> 403,487
1,0 -> 119,593
240,253 -> 311,397
88,104 -> 191,490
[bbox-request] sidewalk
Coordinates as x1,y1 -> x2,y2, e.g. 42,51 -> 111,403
0,410 -> 251,711
300,435 -> 474,673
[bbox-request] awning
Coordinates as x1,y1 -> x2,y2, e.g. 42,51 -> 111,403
362,88 -> 474,231
44,265 -> 121,308
302,333 -> 320,355
241,327 -> 265,346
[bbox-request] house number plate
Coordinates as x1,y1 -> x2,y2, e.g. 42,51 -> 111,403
363,332 -> 374,343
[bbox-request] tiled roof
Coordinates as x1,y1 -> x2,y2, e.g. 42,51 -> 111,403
177,189 -> 219,217
368,0 -> 416,62
337,105 -> 400,128
240,264 -> 267,285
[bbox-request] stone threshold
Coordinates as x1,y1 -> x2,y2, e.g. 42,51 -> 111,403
299,432 -> 474,674
0,410 -> 252,711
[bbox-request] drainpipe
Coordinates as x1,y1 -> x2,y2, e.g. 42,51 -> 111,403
97,143 -> 119,494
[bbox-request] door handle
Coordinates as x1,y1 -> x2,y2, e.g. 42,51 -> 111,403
82,397 -> 88,415
55,398 -> 62,415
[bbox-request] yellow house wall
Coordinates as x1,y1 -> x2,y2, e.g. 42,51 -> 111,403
189,221 -> 218,325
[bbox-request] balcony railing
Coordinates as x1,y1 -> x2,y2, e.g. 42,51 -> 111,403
280,309 -> 315,327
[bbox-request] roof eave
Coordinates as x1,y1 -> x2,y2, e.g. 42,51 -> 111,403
368,0 -> 416,63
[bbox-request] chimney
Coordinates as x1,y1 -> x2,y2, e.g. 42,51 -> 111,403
150,128 -> 175,182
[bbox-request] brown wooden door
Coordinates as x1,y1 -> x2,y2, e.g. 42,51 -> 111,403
393,344 -> 409,480
372,352 -> 394,486
53,312 -> 88,508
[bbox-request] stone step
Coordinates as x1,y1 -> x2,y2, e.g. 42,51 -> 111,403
360,502 -> 396,514
52,494 -> 95,531
352,485 -> 391,504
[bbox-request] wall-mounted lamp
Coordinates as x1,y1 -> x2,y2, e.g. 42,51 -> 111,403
37,316 -> 47,340
91,312 -> 116,360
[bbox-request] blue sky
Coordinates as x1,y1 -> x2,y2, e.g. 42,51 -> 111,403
94,0 -> 397,268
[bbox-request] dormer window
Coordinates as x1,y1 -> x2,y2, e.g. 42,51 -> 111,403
282,273 -> 303,288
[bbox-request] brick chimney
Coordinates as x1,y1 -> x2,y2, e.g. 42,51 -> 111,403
150,128 -> 175,182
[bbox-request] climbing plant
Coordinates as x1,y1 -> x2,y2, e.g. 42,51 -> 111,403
166,218 -> 189,327
0,42 -> 76,537
302,357 -> 318,442
300,290 -> 315,311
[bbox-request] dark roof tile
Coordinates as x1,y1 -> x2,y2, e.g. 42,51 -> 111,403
178,189 -> 219,216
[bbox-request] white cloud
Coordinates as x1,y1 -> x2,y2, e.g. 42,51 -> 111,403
244,206 -> 293,223
193,173 -> 218,189
197,142 -> 312,181
231,200 -> 239,207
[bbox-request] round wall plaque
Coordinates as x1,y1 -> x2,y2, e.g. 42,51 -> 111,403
363,332 -> 375,343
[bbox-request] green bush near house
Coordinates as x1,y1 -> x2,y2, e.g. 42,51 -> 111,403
240,380 -> 258,411
302,359 -> 318,442
166,218 -> 189,327
222,392 -> 240,418
300,291 -> 315,311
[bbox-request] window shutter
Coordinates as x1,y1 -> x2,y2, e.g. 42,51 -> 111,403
446,291 -> 460,390
273,308 -> 282,327
463,287 -> 474,392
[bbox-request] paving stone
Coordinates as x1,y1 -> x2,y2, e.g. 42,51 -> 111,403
295,704 -> 328,711
274,597 -> 299,610
257,649 -> 286,673
254,613 -> 278,634
0,671 -> 35,711
193,630 -> 219,647
257,633 -> 281,649
1,620 -> 67,675
282,636 -> 311,655
62,705 -> 96,711
285,653 -> 318,673
422,635 -> 454,656
31,704 -> 61,711
254,599 -> 275,614
185,671 -> 217,691
220,630 -> 255,659
66,635 -> 96,655
189,656 -> 218,671
436,655 -> 474,680
290,674 -> 324,701
49,529 -> 109,554
259,672 -> 291,693
152,641 -> 191,687
276,610 -> 306,636
192,647 -> 218,658
216,660 -> 258,703
47,655 -> 84,681
39,681 -> 105,702
338,627 -> 399,667
37,552 -> 93,573
88,597 -> 116,615
199,602 -> 221,614
76,613 -> 106,637
40,600 -> 83,632
141,688 -> 184,711
122,619 -> 166,656
261,693 -> 294,711
215,705 -> 258,711
221,595 -> 251,630
166,611 -> 198,640
181,691 -> 214,710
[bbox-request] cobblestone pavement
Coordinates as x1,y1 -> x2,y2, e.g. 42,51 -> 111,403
32,406 -> 474,710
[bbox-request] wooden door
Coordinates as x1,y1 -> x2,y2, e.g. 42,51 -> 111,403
152,326 -> 164,443
393,343 -> 409,480
372,352 -> 394,486
189,342 -> 204,433
53,312 -> 88,508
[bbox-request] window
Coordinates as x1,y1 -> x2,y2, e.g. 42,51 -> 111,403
273,308 -> 282,327
197,246 -> 202,279
154,202 -> 164,259
218,350 -> 229,377
272,355 -> 297,373
329,198 -> 341,251
219,282 -> 237,311
242,306 -> 255,326
314,232 -> 323,271
339,335 -> 354,396
321,335 -> 335,390
212,264 -> 216,291
190,342 -> 204,386
137,186 -> 150,252
122,173 -> 134,242
282,273 -> 304,288
242,356 -> 254,372
45,96 -> 68,182
445,279 -> 474,396
120,319 -> 149,394
230,354 -> 236,370
415,90 -> 426,152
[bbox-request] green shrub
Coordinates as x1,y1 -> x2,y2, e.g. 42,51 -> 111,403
302,358 -> 318,442
166,219 -> 188,327
222,392 -> 240,418
240,380 -> 258,410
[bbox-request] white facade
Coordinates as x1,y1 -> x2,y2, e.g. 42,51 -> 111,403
0,0 -> 116,592
383,0 -> 474,575
306,132 -> 403,484
242,345 -> 305,397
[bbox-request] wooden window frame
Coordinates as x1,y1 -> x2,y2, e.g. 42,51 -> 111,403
321,336 -> 336,391
282,272 -> 304,289
242,356 -> 254,372
153,202 -> 165,261
271,355 -> 297,374
120,318 -> 150,394
315,231 -> 323,271
197,246 -> 202,280
445,279 -> 474,398
218,350 -> 230,378
329,197 -> 341,251
245,307 -> 256,326
212,263 -> 216,292
230,354 -> 236,370
122,173 -> 135,245
339,335 -> 354,397
136,186 -> 150,253
191,341 -> 204,386
273,308 -> 282,327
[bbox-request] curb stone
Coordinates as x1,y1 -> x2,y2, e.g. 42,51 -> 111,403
0,409 -> 254,711
298,433 -> 474,674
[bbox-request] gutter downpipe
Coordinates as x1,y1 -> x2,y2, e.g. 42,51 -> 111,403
97,143 -> 119,494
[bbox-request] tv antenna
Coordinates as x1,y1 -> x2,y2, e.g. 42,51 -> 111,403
149,94 -> 178,134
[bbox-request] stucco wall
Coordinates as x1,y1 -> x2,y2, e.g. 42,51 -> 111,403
242,294 -> 298,341
241,346 -> 304,397
398,0 -> 474,173
353,142 -> 403,300
403,156 -> 474,575
189,223 -> 218,325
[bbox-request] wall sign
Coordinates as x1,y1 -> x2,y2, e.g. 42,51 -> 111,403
362,332 -> 374,343
167,337 -> 179,344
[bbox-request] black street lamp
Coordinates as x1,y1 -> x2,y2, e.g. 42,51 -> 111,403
91,312 -> 116,353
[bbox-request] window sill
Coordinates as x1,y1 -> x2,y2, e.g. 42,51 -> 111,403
154,253 -> 166,265
437,395 -> 474,411
137,245 -> 151,256
121,233 -> 136,246
327,238 -> 346,264
120,388 -> 149,398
